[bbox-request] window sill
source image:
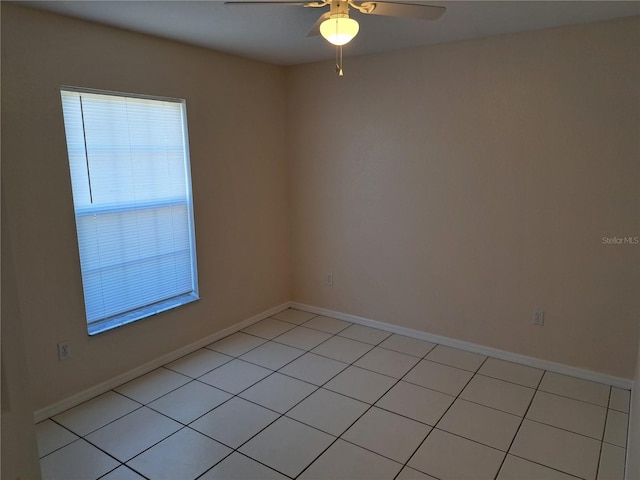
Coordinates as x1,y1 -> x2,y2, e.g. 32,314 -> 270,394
87,292 -> 199,336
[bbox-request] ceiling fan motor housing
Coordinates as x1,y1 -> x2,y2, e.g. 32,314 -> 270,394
320,0 -> 360,46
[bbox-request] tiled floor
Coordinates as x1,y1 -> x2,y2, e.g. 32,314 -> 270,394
37,308 -> 631,480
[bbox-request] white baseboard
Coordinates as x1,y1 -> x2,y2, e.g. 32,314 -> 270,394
35,300 -> 633,423
290,302 -> 634,390
626,380 -> 639,480
34,302 -> 291,423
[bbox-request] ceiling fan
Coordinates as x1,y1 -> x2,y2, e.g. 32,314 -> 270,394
224,1 -> 446,75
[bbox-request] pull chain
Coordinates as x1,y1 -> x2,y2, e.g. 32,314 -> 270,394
335,45 -> 344,77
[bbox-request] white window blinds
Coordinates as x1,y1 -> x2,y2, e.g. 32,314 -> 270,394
61,88 -> 198,335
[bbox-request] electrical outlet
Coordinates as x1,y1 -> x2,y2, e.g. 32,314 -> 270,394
58,342 -> 71,360
325,273 -> 333,286
532,310 -> 545,326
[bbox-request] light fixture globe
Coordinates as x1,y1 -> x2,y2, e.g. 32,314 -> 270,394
320,14 -> 359,46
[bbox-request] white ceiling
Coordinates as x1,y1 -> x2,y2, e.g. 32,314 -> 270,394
19,0 -> 640,66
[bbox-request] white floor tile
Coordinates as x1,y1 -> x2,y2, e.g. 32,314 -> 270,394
403,360 -> 473,396
36,420 -> 79,458
598,442 -> 626,480
239,416 -> 334,478
496,455 -> 577,480
299,439 -> 402,480
239,372 -> 317,413
609,388 -> 631,413
539,372 -> 610,407
114,368 -> 190,404
478,358 -> 543,388
436,399 -> 521,451
35,309 -> 634,480
376,381 -> 454,426
52,391 -> 140,436
302,315 -> 352,334
354,347 -> 420,378
425,345 -> 486,372
40,439 -> 119,480
241,318 -> 296,339
272,325 -> 332,350
206,332 -> 266,357
526,391 -> 606,439
408,429 -> 505,480
343,407 -> 431,463
271,308 -> 317,325
100,466 -> 147,480
510,419 -> 601,480
324,366 -> 396,403
338,324 -> 392,345
198,359 -> 272,394
127,427 -> 231,480
279,352 -> 348,386
190,397 -> 279,448
311,335 -> 373,363
378,334 -> 436,358
287,388 -> 369,436
147,381 -> 231,424
85,407 -> 182,462
164,348 -> 232,378
240,341 -> 305,370
604,410 -> 628,447
200,452 -> 289,479
461,374 -> 534,416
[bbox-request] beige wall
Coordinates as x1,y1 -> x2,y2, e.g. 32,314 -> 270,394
2,1 -> 638,422
2,190 -> 42,480
1,4 -> 291,410
287,17 -> 640,378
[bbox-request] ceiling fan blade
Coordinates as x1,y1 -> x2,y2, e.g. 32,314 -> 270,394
354,2 -> 445,20
224,1 -> 324,6
307,11 -> 331,37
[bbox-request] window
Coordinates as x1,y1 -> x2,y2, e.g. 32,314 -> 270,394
60,87 -> 199,335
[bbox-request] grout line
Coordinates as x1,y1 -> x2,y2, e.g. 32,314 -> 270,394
536,386 -> 611,409
290,324 -> 409,478
37,420 -> 83,459
46,402 -> 146,444
114,365 -> 193,400
523,417 -> 612,444
504,453 -> 587,480
99,463 -> 152,480
526,388 -> 609,414
492,364 -> 546,480
195,317 -> 396,479
293,396 -> 396,478
336,435 -> 408,466
596,387 -> 614,479
473,371 -> 541,390
194,451 -> 296,480
277,355 -> 350,382
76,321 -> 310,479
123,388 -> 291,478
395,352 -> 489,478
445,395 -> 524,419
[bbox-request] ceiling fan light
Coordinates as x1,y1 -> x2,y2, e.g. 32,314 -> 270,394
320,14 -> 359,46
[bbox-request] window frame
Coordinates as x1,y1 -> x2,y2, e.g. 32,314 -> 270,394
60,86 -> 200,335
